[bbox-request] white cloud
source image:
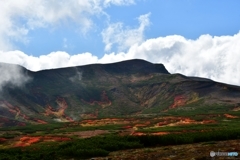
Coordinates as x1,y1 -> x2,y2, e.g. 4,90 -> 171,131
103,0 -> 135,6
126,32 -> 240,86
0,51 -> 99,71
0,32 -> 240,86
0,63 -> 31,92
0,0 -> 136,51
101,13 -> 151,52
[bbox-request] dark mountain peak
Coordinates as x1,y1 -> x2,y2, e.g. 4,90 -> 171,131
89,59 -> 170,75
106,59 -> 154,65
32,59 -> 170,79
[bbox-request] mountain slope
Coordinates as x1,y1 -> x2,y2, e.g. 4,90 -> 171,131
0,59 -> 240,127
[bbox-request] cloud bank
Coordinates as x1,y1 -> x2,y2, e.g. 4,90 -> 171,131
1,32 -> 240,86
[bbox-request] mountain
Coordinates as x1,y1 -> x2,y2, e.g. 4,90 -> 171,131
1,59 -> 240,127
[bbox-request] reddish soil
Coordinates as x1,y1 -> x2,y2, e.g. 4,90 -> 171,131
44,97 -> 73,122
224,114 -> 238,119
169,95 -> 187,109
152,132 -> 169,136
131,132 -> 169,136
14,136 -> 71,147
35,119 -> 47,124
164,93 -> 200,111
14,136 -> 41,147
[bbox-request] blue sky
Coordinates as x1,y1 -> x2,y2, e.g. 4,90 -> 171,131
11,0 -> 240,56
0,0 -> 240,86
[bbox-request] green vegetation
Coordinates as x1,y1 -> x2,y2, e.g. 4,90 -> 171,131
0,135 -> 142,160
58,135 -> 142,158
137,128 -> 240,147
1,128 -> 240,159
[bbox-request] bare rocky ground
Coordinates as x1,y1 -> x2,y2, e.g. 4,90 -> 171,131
92,139 -> 240,160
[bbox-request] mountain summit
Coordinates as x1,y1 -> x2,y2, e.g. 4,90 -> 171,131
0,59 -> 240,127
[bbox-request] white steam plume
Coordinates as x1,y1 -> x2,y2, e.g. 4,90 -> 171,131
69,68 -> 82,82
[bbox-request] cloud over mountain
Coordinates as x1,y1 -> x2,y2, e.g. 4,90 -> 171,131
1,32 -> 240,86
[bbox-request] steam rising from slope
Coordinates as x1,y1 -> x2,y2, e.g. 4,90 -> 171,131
0,63 -> 31,92
69,69 -> 82,82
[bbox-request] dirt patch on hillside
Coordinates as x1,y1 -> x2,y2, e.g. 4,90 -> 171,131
224,114 -> 238,119
44,97 -> 73,122
131,132 -> 169,136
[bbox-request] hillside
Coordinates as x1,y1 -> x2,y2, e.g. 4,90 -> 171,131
0,59 -> 240,127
